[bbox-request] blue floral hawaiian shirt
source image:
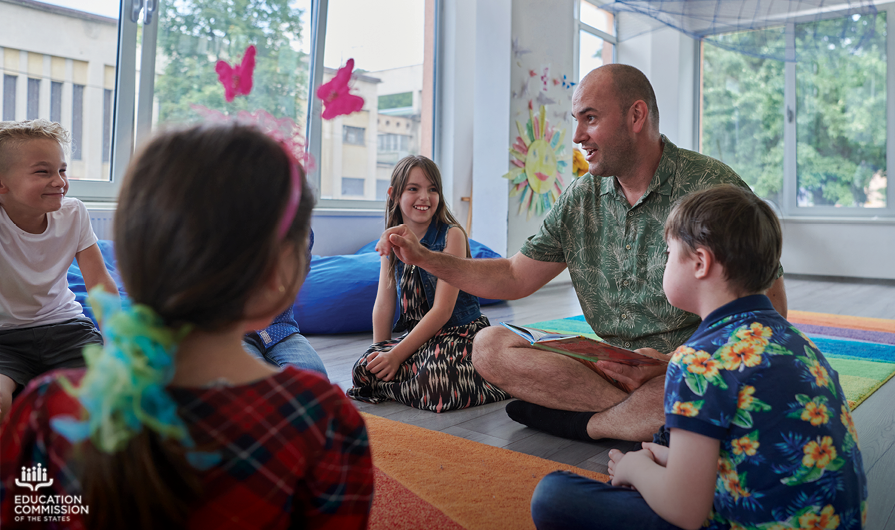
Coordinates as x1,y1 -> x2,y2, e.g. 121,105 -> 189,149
665,295 -> 867,529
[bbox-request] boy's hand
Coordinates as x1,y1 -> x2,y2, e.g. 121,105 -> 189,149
597,349 -> 667,392
641,442 -> 669,467
366,349 -> 403,382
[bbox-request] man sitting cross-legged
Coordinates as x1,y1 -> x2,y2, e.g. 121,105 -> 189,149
376,64 -> 786,442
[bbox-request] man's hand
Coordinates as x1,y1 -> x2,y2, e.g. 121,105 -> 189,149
366,349 -> 403,382
375,225 -> 428,266
597,347 -> 667,392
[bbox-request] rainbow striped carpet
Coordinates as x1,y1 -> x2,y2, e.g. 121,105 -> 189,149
527,310 -> 895,409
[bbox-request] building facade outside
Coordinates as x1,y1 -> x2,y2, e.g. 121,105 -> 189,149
0,0 -> 117,182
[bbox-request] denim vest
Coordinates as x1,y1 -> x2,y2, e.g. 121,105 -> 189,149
394,221 -> 482,329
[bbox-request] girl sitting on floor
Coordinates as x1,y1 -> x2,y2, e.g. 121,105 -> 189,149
0,123 -> 373,529
347,155 -> 509,412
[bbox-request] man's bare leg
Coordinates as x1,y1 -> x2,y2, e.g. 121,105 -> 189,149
585,375 -> 665,441
473,326 -> 665,442
472,326 -> 628,411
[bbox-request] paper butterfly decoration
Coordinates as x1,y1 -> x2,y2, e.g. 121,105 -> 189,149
316,58 -> 365,120
512,37 -> 531,59
215,45 -> 256,102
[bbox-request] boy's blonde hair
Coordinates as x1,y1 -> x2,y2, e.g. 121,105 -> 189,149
664,184 -> 782,296
0,119 -> 71,173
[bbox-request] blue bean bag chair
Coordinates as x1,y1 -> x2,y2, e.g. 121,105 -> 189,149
67,240 -> 127,326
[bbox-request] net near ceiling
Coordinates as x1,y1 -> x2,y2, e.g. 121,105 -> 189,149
597,0 -> 881,61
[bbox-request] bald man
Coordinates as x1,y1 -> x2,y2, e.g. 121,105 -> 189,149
377,64 -> 786,442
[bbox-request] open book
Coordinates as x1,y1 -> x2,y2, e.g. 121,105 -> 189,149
501,322 -> 667,392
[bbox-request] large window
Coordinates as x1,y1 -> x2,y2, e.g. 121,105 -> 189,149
2,0 -> 436,207
139,0 -> 434,207
576,0 -> 616,82
701,10 -> 893,216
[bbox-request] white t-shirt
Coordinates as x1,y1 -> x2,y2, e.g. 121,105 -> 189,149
0,198 -> 98,328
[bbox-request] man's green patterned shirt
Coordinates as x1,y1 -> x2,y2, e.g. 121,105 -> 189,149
520,136 -> 752,353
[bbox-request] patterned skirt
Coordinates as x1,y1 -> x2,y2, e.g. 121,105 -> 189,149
347,315 -> 510,412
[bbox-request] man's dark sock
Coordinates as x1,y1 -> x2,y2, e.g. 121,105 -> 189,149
505,400 -> 596,442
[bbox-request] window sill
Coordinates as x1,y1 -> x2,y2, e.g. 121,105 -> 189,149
779,215 -> 895,225
312,208 -> 385,217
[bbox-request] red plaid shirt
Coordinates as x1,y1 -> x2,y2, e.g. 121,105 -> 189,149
1,367 -> 373,529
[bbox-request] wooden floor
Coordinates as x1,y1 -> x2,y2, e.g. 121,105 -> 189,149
309,276 -> 895,529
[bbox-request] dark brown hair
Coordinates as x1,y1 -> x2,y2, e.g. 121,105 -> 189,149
664,184 -> 781,296
384,155 -> 469,278
84,123 -> 314,530
601,64 -> 660,130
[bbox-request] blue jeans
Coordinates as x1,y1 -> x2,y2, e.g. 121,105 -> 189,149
530,471 -> 684,530
242,333 -> 328,377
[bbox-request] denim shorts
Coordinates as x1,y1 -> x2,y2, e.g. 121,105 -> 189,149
0,316 -> 103,391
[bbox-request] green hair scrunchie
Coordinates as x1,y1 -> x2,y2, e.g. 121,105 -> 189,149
51,288 -> 220,469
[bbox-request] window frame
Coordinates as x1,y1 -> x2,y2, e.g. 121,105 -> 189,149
697,4 -> 895,218
573,0 -> 618,83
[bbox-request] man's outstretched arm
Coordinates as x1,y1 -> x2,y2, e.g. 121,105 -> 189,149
379,224 -> 567,300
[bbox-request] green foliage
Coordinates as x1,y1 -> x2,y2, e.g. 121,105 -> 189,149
154,0 -> 309,126
702,14 -> 888,208
795,14 -> 887,206
702,31 -> 786,204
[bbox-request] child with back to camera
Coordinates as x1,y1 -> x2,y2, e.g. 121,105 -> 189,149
347,155 -> 509,412
0,123 -> 373,529
0,119 -> 118,424
530,185 -> 867,530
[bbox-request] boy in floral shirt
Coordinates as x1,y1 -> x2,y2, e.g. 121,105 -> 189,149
530,185 -> 867,530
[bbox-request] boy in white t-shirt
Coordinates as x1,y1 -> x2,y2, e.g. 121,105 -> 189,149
0,119 -> 118,423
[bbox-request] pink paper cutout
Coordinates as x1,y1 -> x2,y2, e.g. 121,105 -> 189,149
215,45 -> 256,102
316,58 -> 365,120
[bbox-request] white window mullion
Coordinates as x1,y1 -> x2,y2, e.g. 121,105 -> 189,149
783,23 -> 797,216
135,0 -> 160,150
887,4 -> 895,211
69,0 -> 138,201
305,0 -> 329,200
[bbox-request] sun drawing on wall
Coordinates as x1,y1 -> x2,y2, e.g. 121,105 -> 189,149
503,102 -> 568,219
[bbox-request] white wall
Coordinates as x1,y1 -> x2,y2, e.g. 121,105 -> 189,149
618,26 -> 697,150
436,0 -> 476,247
469,0 -> 512,256
310,210 -> 384,256
506,0 -> 577,256
436,0 -> 577,263
780,219 -> 895,280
